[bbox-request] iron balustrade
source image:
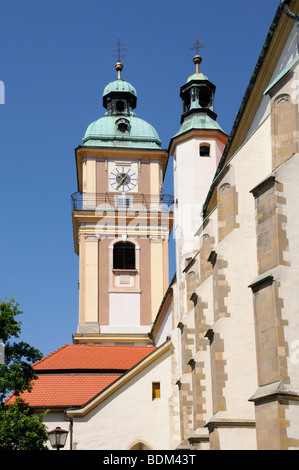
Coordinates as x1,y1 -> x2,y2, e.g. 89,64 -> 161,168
71,192 -> 174,213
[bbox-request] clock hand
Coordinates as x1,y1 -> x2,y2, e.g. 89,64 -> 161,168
116,174 -> 127,189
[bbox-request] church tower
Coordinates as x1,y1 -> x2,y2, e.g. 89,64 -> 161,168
72,60 -> 173,345
169,48 -> 228,311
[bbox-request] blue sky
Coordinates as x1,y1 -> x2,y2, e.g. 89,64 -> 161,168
0,0 -> 279,357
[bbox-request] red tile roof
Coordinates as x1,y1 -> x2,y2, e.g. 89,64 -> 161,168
34,344 -> 156,371
6,374 -> 121,407
5,344 -> 157,408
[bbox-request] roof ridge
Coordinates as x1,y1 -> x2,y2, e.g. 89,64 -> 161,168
33,344 -> 70,368
33,343 -> 157,371
68,344 -> 156,349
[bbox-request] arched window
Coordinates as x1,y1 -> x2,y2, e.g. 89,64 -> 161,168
217,182 -> 239,242
113,242 -> 135,270
200,143 -> 210,157
129,441 -> 153,450
198,88 -> 211,108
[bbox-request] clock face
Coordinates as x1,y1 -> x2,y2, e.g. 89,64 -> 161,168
109,167 -> 137,192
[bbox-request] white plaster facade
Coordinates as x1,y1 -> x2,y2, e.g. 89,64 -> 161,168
40,0 -> 299,452
168,1 -> 299,450
43,343 -> 180,451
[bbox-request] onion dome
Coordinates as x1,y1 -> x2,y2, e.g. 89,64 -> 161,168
82,61 -> 161,149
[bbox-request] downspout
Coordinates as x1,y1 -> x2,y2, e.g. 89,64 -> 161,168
64,409 -> 73,450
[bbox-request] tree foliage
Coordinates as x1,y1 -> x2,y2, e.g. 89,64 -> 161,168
0,399 -> 48,450
0,298 -> 48,450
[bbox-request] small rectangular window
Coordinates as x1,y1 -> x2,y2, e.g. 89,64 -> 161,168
117,196 -> 132,209
152,382 -> 161,400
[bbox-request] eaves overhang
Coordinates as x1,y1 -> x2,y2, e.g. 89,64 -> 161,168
264,53 -> 299,95
168,127 -> 228,157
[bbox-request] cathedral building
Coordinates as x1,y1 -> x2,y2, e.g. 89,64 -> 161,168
6,0 -> 299,450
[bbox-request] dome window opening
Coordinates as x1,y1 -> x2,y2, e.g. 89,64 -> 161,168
116,118 -> 130,134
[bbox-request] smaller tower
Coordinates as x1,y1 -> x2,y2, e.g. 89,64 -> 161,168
169,48 -> 228,295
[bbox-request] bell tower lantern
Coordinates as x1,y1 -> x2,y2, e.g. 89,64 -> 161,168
180,54 -> 217,123
169,47 -> 228,294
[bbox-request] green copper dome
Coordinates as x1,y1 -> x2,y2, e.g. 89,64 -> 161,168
172,113 -> 225,139
103,79 -> 137,98
83,114 -> 162,148
82,62 -> 161,149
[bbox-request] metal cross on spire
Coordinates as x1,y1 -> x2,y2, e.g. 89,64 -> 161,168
111,38 -> 127,79
190,35 -> 205,56
190,36 -> 205,74
111,38 -> 127,63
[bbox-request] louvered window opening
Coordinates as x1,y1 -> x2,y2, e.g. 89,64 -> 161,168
113,242 -> 136,270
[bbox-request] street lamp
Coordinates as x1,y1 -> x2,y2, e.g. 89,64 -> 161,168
47,426 -> 69,450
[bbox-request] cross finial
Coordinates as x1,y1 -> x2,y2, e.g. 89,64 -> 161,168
111,39 -> 127,79
190,35 -> 205,55
190,36 -> 205,74
111,38 -> 127,62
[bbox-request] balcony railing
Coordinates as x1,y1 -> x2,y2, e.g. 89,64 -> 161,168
71,192 -> 174,213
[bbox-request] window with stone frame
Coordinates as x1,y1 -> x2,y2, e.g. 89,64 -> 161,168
250,176 -> 290,276
249,276 -> 288,388
152,382 -> 161,400
206,330 -> 227,415
217,182 -> 239,242
200,234 -> 214,282
271,93 -> 299,170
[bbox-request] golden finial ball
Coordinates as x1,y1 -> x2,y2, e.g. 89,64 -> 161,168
193,55 -> 202,66
115,61 -> 123,72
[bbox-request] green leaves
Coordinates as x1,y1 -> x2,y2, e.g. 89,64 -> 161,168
0,298 -> 48,450
0,298 -> 22,342
0,399 -> 48,450
0,299 -> 43,403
